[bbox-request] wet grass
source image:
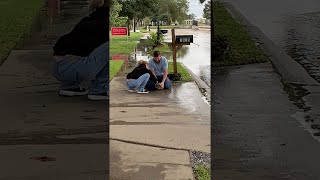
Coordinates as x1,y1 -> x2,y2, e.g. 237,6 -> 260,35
137,27 -> 149,33
110,32 -> 143,55
194,165 -> 211,180
146,44 -> 172,56
110,60 -> 124,81
154,44 -> 171,53
168,62 -> 193,82
110,32 -> 142,41
0,0 -> 45,64
213,1 -> 267,66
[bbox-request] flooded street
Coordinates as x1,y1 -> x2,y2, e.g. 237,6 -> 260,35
224,0 -> 320,82
174,29 -> 211,87
133,28 -> 211,87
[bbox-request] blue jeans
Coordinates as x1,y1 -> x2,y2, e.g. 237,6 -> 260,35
126,73 -> 150,91
145,75 -> 171,90
52,42 -> 109,94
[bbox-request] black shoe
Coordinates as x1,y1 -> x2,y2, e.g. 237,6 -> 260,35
59,88 -> 89,96
88,92 -> 109,100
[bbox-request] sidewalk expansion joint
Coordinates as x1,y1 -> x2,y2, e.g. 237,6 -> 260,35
110,138 -> 193,152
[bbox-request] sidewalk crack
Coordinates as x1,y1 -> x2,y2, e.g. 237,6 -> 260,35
110,138 -> 192,151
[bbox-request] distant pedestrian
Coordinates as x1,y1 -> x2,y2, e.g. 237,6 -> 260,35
145,51 -> 171,90
126,60 -> 157,93
52,0 -> 109,100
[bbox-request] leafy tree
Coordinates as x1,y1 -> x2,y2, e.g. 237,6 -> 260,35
188,13 -> 196,20
203,0 -> 211,19
118,0 -> 157,33
109,0 -> 123,27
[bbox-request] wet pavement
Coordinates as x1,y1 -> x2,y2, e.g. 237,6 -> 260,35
0,1 -> 108,179
213,63 -> 320,179
224,0 -> 320,82
109,69 -> 210,179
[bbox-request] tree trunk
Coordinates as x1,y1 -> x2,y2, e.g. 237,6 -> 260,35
127,19 -> 130,36
133,17 -> 136,32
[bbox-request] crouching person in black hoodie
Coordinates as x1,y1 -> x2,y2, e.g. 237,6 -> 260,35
52,0 -> 109,100
126,60 -> 157,93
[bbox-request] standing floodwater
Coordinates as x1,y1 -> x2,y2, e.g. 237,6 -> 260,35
175,29 -> 211,87
225,0 -> 320,82
134,28 -> 211,87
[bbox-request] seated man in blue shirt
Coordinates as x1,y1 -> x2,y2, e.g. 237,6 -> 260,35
145,51 -> 171,90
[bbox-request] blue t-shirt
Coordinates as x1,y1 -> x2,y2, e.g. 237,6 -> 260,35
148,56 -> 168,76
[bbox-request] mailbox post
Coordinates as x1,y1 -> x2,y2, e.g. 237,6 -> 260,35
169,29 -> 193,74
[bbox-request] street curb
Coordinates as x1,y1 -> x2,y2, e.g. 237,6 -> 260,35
180,63 -> 211,104
222,2 -> 320,86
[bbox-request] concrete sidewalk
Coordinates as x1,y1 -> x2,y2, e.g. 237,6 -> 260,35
0,2 -> 108,179
213,62 -> 320,179
109,69 -> 210,179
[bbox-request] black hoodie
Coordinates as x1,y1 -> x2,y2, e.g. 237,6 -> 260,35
53,6 -> 109,57
127,64 -> 158,83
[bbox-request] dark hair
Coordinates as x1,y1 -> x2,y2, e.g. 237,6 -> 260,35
153,51 -> 160,57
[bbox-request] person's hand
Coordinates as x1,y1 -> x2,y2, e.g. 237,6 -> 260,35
159,82 -> 165,89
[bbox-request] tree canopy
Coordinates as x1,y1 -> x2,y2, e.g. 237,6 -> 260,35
203,0 -> 211,19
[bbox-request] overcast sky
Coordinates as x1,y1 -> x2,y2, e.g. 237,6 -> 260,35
188,0 -> 209,18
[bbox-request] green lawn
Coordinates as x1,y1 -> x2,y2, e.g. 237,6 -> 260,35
168,62 -> 193,82
110,32 -> 142,42
110,41 -> 139,55
137,27 -> 149,33
110,60 -> 124,81
110,32 -> 143,55
213,1 -> 266,66
154,44 -> 171,53
146,44 -> 172,56
0,0 -> 45,64
194,166 -> 211,180
110,32 -> 142,80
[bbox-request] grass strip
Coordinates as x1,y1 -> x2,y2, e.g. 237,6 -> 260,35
168,62 -> 193,82
213,1 -> 266,66
0,0 -> 45,63
110,32 -> 143,55
110,60 -> 124,81
194,165 -> 211,180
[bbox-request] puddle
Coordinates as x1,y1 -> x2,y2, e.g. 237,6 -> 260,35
282,81 -> 320,140
167,82 -> 210,117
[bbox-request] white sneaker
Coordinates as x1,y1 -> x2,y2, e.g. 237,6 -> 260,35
137,89 -> 149,94
128,89 -> 137,93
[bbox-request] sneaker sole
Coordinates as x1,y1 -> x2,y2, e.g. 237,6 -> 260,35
59,90 -> 89,96
137,91 -> 149,94
88,95 -> 109,100
128,89 -> 137,93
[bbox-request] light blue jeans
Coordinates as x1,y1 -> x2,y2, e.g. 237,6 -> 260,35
126,73 -> 150,91
52,42 -> 109,94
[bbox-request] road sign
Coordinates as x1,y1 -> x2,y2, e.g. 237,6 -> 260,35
111,55 -> 128,60
111,27 -> 128,36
